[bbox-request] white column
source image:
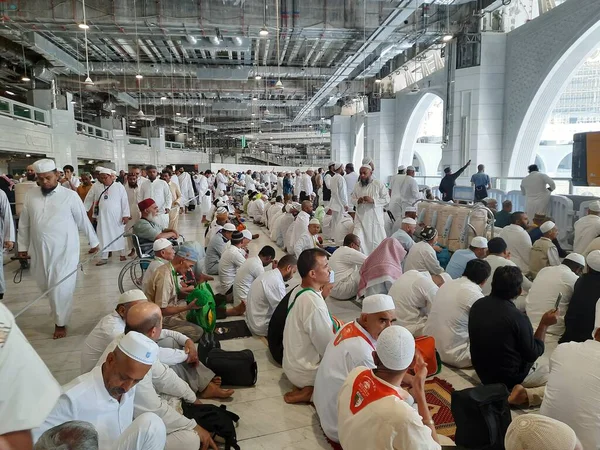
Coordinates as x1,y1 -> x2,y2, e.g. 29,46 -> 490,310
151,127 -> 166,168
49,109 -> 79,171
330,115 -> 351,163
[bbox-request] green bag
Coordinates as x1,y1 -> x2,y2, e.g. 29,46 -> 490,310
186,283 -> 217,333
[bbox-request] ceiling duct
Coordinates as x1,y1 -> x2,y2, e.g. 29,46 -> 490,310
196,67 -> 251,81
182,37 -> 252,53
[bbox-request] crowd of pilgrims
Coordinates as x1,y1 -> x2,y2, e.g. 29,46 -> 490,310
3,157 -> 600,449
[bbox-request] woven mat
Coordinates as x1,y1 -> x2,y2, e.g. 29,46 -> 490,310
214,319 -> 253,341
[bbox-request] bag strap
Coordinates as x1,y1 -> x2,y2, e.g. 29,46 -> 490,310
287,287 -> 315,313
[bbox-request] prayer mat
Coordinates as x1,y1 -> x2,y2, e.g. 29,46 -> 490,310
214,320 -> 253,341
425,377 -> 456,440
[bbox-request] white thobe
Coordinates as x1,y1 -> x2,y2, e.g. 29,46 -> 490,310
0,189 -> 15,294
219,245 -> 247,293
0,304 -> 61,436
300,173 -> 314,196
294,232 -> 320,259
338,367 -> 440,450
521,171 -> 556,218
388,174 -> 407,220
270,172 -> 277,184
84,182 -> 129,255
398,175 -> 420,217
140,179 -> 172,229
334,214 -> 355,245
540,340 -> 600,450
293,176 -> 302,197
195,175 -> 211,214
329,246 -> 366,300
343,172 -> 358,205
17,186 -> 99,326
246,177 -> 256,192
389,270 -> 439,336
329,173 -> 348,227
216,172 -> 228,192
500,224 -> 533,273
33,366 -> 167,450
274,213 -> 294,248
282,287 -> 335,387
277,176 -> 284,197
267,202 -> 284,228
482,254 -> 531,310
314,321 -> 377,442
423,277 -> 484,368
124,184 -> 143,250
351,179 -> 390,255
177,172 -> 194,208
574,214 -> 600,254
233,255 -> 266,304
403,241 -> 444,275
291,211 -> 310,250
245,268 -> 287,336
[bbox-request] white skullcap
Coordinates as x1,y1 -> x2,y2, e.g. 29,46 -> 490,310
117,289 -> 147,305
540,221 -> 556,234
153,238 -> 172,252
360,164 -> 373,171
470,236 -> 488,249
376,326 -> 415,371
362,157 -> 373,165
270,198 -> 276,203
401,218 -> 417,225
292,202 -> 302,210
589,201 -> 600,212
117,331 -> 159,366
505,414 -> 578,450
587,250 -> 600,272
328,161 -> 336,167
33,159 -> 56,174
564,252 -> 585,267
404,206 -> 417,213
99,168 -> 113,175
111,170 -> 117,176
406,165 -> 415,171
242,229 -> 253,240
285,204 -> 294,213
362,294 -> 395,314
309,218 -> 321,226
222,223 -> 236,232
397,165 -> 406,171
216,207 -> 228,214
335,162 -> 344,170
95,166 -> 105,172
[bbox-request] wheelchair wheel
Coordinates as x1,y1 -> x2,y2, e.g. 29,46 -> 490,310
118,258 -> 154,293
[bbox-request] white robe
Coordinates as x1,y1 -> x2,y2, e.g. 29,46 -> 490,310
124,184 -> 143,252
329,246 -> 366,300
389,270 -> 439,336
17,186 -> 99,326
329,173 -> 348,234
84,182 -> 130,253
520,171 -> 556,218
499,225 -> 533,273
291,211 -> 311,250
351,179 -> 391,255
140,179 -> 172,229
574,214 -> 600,255
194,175 -> 211,214
0,189 -> 15,294
216,172 -> 228,192
277,176 -> 284,197
389,174 -> 408,220
177,172 -> 195,208
294,232 -> 320,259
245,269 -> 287,336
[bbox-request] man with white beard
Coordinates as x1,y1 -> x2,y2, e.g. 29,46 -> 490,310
18,159 -> 99,339
140,165 -> 172,229
177,167 -> 195,212
351,165 -> 390,255
84,168 -> 130,265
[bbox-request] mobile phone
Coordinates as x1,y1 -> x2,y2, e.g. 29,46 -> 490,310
329,270 -> 335,284
554,292 -> 563,310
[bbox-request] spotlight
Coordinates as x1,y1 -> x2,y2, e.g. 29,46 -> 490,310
136,74 -> 143,79
259,27 -> 269,36
78,23 -> 89,30
442,34 -> 453,42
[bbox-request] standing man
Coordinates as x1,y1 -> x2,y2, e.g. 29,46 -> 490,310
521,164 -> 556,219
322,162 -> 336,207
61,164 -> 80,191
84,168 -> 130,266
124,170 -> 144,257
351,165 -> 391,255
344,163 -> 359,205
439,160 -> 471,202
177,168 -> 194,212
299,169 -> 315,202
328,162 -> 349,229
161,171 -> 182,232
388,165 -> 407,220
471,164 -> 491,201
76,172 -> 94,203
283,172 -> 293,202
399,165 -> 420,218
0,189 -> 14,300
194,171 -> 210,223
573,200 -> 600,254
140,165 -> 172,229
18,159 -> 99,339
216,168 -> 228,193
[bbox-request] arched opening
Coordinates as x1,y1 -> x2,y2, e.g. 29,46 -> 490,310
352,123 -> 365,169
557,153 -> 572,175
534,155 -> 547,174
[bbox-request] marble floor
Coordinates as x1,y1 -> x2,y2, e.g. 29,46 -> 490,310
3,210 -> 532,449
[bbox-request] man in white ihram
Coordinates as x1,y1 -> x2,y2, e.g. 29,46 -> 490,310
328,162 -> 349,230
0,188 -> 14,300
84,168 -> 130,266
177,167 -> 194,212
573,200 -> 600,254
18,159 -> 99,339
140,165 -> 172,229
520,164 -> 556,219
33,331 -> 167,450
351,164 -> 391,255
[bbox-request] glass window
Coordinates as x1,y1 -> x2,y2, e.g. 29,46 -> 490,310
13,104 -> 31,119
34,110 -> 45,123
0,100 -> 9,113
95,128 -> 103,137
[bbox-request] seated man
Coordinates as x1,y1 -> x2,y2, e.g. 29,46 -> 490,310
294,218 -> 323,259
204,222 -> 236,275
540,299 -> 600,450
529,214 -> 568,257
561,250 -> 600,343
34,421 -> 99,450
403,227 -> 445,275
390,217 -> 416,254
132,198 -> 178,246
205,206 -> 228,244
328,233 -> 366,300
500,211 -> 532,273
469,266 -> 558,407
314,295 -> 397,443
357,237 -> 406,297
424,259 -> 490,367
271,203 -> 297,248
81,289 -> 148,373
33,332 -> 167,450
530,221 -> 560,279
146,247 -> 204,341
445,236 -> 488,279
282,248 -> 336,404
233,245 -> 276,306
390,270 -> 450,337
245,254 -> 298,336
494,200 -> 512,228
337,327 -> 442,450
219,231 -> 248,297
505,415 -> 581,450
526,253 -> 584,354
142,239 -> 175,295
333,211 -> 355,245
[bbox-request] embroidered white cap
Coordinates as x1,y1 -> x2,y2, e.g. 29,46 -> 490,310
564,252 -> 585,267
152,238 -> 172,252
587,249 -> 600,272
360,164 -> 372,171
99,168 -> 113,175
401,218 -> 417,225
33,159 -> 56,174
117,331 -> 159,366
404,206 -> 417,213
309,218 -> 321,226
470,236 -> 488,248
117,289 -> 147,305
222,223 -> 236,232
362,294 -> 395,314
406,165 -> 415,171
505,414 -> 578,450
540,221 -> 556,234
397,165 -> 406,171
589,201 -> 600,212
242,229 -> 253,240
376,326 -> 415,371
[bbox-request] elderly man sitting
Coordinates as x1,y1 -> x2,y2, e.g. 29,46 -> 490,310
328,233 -> 366,300
294,218 -> 323,259
132,198 -> 179,247
391,217 -> 416,254
529,221 -> 560,279
445,236 -> 488,279
205,222 -> 236,275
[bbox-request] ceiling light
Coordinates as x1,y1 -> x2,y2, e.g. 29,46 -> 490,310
25,154 -> 31,157
442,34 -> 453,42
110,109 -> 116,113
136,74 -> 143,79
160,96 -> 167,100
21,75 -> 30,82
71,101 -> 76,104
320,117 -> 325,120
137,109 -> 145,117
78,23 -> 89,30
274,79 -> 284,90
259,27 -> 269,36
251,113 -> 256,116
131,121 -> 136,124
252,96 -> 258,101
250,122 -> 255,126
130,125 -> 136,128
255,75 -> 262,80
375,77 -> 382,83
5,91 -> 15,96
84,76 -> 94,86
176,112 -> 181,116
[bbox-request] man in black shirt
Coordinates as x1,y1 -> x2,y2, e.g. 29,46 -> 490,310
469,265 -> 558,407
439,160 -> 471,202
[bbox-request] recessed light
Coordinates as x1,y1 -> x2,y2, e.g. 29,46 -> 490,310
136,74 -> 143,79
78,23 -> 89,29
25,154 -> 31,157
442,34 -> 453,42
176,112 -> 181,116
5,91 -> 15,96
21,75 -> 30,82
255,75 -> 262,80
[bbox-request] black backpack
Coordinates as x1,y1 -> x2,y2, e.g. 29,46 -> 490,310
267,286 -> 298,365
205,348 -> 258,386
182,403 -> 240,450
451,384 -> 512,449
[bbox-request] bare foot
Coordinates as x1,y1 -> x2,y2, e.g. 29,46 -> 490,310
508,384 -> 528,406
212,376 -> 222,386
53,325 -> 67,339
284,386 -> 313,404
120,256 -> 127,261
252,233 -> 259,240
226,302 -> 246,317
199,382 -> 234,399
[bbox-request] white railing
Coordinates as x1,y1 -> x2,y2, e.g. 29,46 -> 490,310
0,96 -> 49,126
127,136 -> 149,146
75,121 -> 111,140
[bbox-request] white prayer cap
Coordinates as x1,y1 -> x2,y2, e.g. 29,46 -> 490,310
285,204 -> 294,213
309,218 -> 321,226
397,165 -> 406,171
118,289 -> 147,305
152,238 -> 172,252
328,161 -> 336,167
360,164 -> 372,171
362,294 -> 395,314
95,166 -> 105,172
587,250 -> 600,272
470,236 -> 488,249
401,218 -> 417,225
335,162 -> 344,170
270,197 -> 276,203
505,414 -> 578,450
99,168 -> 113,175
292,202 -> 302,210
564,252 -> 585,267
406,165 -> 415,171
242,229 -> 253,241
404,206 -> 417,213
589,201 -> 600,212
362,157 -> 373,165
540,221 -> 556,234
376,326 -> 415,371
222,223 -> 236,232
33,159 -> 56,174
111,169 -> 117,175
117,331 -> 159,366
216,206 -> 228,215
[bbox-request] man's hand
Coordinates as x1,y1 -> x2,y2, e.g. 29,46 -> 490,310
187,301 -> 201,311
411,351 -> 428,393
194,425 -> 218,450
321,282 -> 334,299
89,245 -> 100,254
357,197 -> 364,204
185,339 -> 199,366
272,260 -> 278,269
363,196 -> 374,204
122,217 -> 130,225
466,159 -> 472,166
540,309 -> 559,327
192,398 -> 203,405
18,251 -> 28,259
4,241 -> 14,251
180,283 -> 195,295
